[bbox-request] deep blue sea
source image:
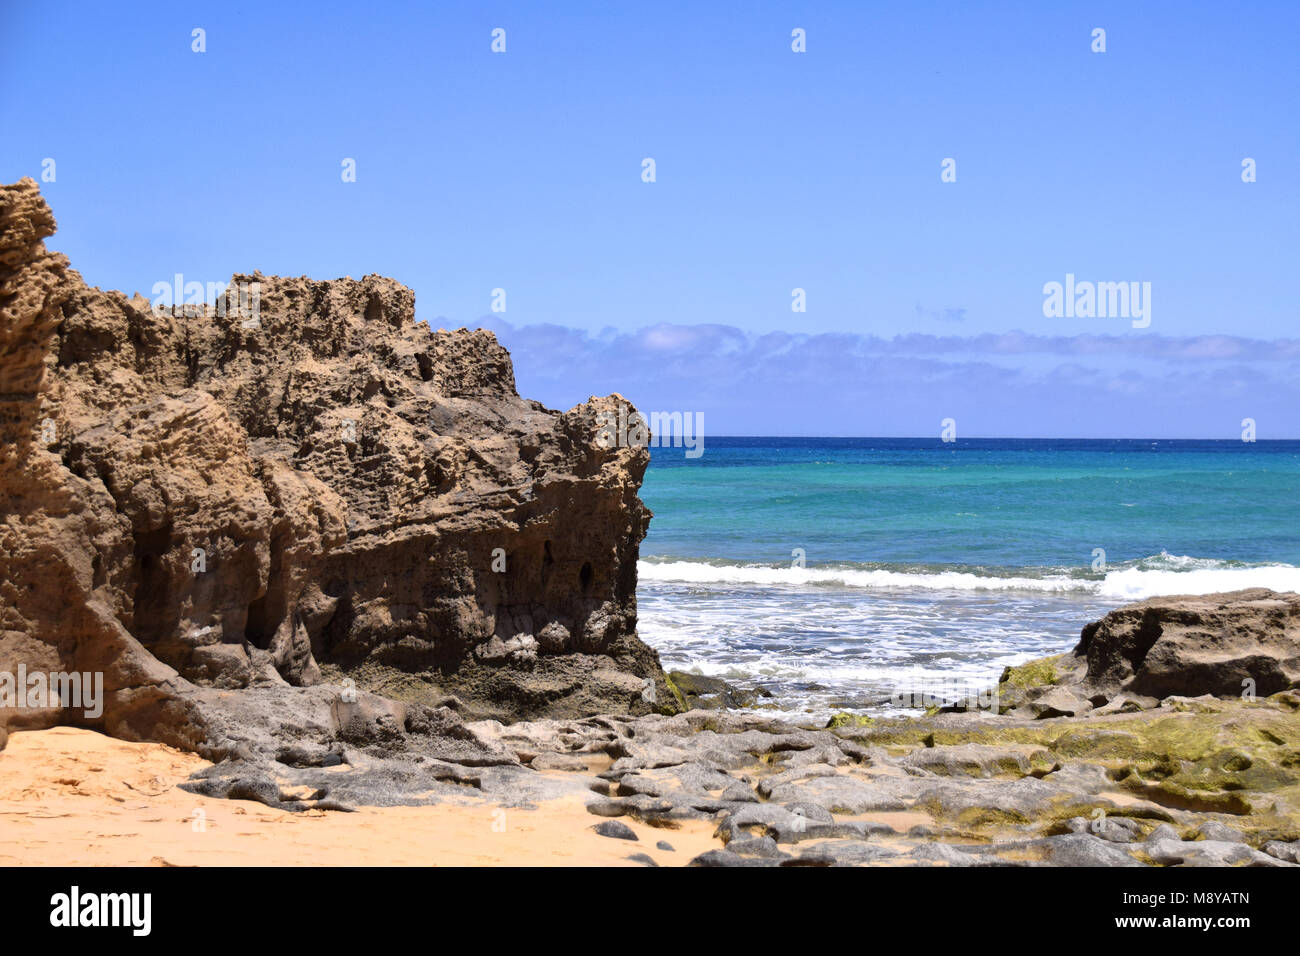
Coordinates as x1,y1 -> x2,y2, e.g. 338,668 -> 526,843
637,438 -> 1300,720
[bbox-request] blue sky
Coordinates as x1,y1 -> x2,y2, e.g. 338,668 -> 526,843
3,0 -> 1297,436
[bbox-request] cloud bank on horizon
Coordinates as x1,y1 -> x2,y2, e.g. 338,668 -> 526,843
465,318 -> 1300,439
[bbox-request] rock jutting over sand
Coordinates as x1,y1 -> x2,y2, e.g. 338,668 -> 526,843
0,177 -> 672,760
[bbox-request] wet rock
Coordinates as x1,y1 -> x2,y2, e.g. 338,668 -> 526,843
667,671 -> 771,710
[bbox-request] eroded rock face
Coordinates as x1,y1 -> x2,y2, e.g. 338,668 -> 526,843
0,177 -> 671,753
987,589 -> 1300,718
1075,588 -> 1300,701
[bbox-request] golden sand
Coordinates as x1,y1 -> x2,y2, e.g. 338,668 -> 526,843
0,727 -> 719,866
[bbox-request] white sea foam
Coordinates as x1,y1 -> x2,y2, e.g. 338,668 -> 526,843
1096,565 -> 1300,599
637,552 -> 1300,718
638,556 -> 1300,600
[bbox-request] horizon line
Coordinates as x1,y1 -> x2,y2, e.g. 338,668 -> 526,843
646,435 -> 1297,442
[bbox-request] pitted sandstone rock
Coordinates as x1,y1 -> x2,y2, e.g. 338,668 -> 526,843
0,178 -> 671,759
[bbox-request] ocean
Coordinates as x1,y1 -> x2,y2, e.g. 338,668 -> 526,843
636,438 -> 1300,721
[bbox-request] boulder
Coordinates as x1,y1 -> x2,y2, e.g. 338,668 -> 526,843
1074,589 -> 1300,701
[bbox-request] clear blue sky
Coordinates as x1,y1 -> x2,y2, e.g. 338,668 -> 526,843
3,0 -> 1297,436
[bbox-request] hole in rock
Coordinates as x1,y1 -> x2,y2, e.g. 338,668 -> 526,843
131,524 -> 175,646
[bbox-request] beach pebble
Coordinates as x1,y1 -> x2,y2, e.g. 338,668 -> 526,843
592,820 -> 638,841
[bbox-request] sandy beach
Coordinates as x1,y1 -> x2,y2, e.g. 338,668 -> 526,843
0,727 -> 718,867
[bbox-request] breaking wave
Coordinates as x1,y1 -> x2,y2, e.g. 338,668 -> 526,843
638,553 -> 1300,601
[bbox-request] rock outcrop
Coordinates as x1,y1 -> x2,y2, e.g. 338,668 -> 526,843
986,588 -> 1300,718
0,177 -> 672,757
1075,588 -> 1300,700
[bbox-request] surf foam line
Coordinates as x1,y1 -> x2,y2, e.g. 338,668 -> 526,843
637,558 -> 1300,601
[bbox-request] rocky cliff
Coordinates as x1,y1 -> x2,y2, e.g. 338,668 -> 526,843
0,177 -> 673,756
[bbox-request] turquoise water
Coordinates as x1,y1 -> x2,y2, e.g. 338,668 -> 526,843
636,438 -> 1300,719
